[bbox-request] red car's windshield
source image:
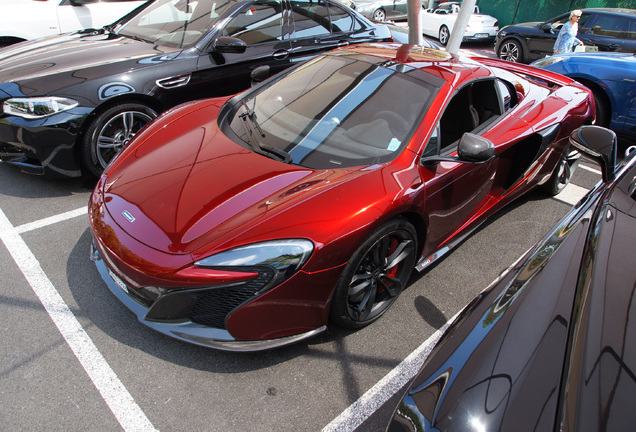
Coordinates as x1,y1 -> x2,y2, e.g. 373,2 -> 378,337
229,54 -> 439,169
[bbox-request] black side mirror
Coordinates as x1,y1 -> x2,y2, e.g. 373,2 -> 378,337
213,36 -> 247,54
457,133 -> 495,162
251,65 -> 271,86
541,23 -> 553,33
569,125 -> 617,183
420,133 -> 495,165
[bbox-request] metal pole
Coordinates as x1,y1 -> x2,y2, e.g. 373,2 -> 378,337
445,0 -> 477,54
407,0 -> 422,45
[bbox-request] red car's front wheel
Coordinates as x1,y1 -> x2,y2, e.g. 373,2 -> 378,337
330,218 -> 417,329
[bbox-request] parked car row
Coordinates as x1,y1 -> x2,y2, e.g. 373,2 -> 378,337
354,0 -> 499,46
495,7 -> 636,63
0,0 -> 394,178
2,0 -> 634,427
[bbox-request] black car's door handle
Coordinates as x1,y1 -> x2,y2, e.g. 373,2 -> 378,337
272,50 -> 289,60
337,40 -> 350,47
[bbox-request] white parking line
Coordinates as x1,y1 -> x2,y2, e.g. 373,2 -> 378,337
0,206 -> 157,432
553,183 -> 590,206
322,315 -> 457,432
15,207 -> 87,234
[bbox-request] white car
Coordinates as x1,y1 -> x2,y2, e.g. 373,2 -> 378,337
0,0 -> 147,47
421,1 -> 498,45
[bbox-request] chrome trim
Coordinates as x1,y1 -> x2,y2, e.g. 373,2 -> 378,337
156,74 -> 191,89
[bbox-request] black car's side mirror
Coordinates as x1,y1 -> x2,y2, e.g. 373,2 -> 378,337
569,125 -> 617,183
541,23 -> 553,33
213,37 -> 247,54
420,133 -> 495,165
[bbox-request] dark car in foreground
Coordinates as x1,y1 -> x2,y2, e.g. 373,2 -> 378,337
387,125 -> 636,431
495,8 -> 636,63
532,52 -> 636,148
0,0 -> 392,178
88,43 -> 594,351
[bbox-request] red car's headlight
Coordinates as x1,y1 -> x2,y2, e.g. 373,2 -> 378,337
194,239 -> 314,292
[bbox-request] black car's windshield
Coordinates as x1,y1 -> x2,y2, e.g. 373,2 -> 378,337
229,54 -> 439,169
115,0 -> 240,48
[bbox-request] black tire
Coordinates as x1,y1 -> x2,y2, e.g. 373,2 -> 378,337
81,103 -> 157,177
497,39 -> 524,63
544,148 -> 579,196
591,87 -> 611,128
439,25 -> 450,46
373,8 -> 386,22
330,218 -> 417,329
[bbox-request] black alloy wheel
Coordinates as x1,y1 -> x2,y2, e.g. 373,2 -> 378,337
82,103 -> 157,177
544,148 -> 579,196
330,218 -> 417,329
498,39 -> 524,62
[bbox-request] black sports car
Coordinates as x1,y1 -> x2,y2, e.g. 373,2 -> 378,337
387,125 -> 636,431
0,0 -> 392,178
495,8 -> 636,63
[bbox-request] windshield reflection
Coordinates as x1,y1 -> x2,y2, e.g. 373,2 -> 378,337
230,55 -> 437,169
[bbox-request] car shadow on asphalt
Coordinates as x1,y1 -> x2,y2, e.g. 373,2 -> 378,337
0,163 -> 95,198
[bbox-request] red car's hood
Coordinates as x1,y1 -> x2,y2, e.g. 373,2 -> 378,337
101,100 -> 359,255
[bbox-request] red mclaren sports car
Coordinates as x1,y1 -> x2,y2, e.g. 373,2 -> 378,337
88,43 -> 595,351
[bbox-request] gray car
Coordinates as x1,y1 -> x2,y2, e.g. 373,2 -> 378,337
354,0 -> 407,22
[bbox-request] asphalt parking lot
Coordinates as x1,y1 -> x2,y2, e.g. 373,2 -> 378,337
0,151 -> 602,431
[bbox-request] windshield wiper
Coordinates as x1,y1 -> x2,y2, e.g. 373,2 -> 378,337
239,101 -> 292,164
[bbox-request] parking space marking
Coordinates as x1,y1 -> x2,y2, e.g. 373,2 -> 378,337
15,207 -> 87,234
0,206 -> 157,432
322,314 -> 458,432
554,183 -> 590,206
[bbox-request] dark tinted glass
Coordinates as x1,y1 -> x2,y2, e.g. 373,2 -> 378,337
328,3 -> 353,33
229,55 -> 439,169
116,0 -> 239,48
224,0 -> 284,44
590,14 -> 630,38
290,0 -> 331,37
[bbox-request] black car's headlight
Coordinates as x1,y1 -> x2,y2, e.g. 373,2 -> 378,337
195,239 -> 314,292
2,97 -> 79,119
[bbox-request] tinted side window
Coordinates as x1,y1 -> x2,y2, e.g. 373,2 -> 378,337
290,0 -> 331,38
555,13 -> 591,32
328,3 -> 353,33
589,14 -> 630,38
223,0 -> 284,44
629,18 -> 636,39
436,79 -> 512,152
496,79 -> 517,113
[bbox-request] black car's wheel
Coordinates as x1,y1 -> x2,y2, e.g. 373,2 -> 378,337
373,8 -> 386,22
81,103 -> 157,177
330,218 -> 417,329
544,148 -> 579,196
439,25 -> 450,45
497,39 -> 524,63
